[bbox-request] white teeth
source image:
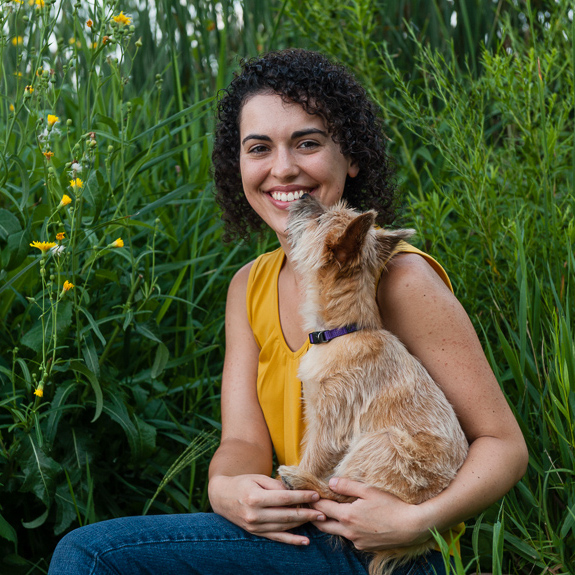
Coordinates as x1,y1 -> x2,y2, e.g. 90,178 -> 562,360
270,190 -> 308,202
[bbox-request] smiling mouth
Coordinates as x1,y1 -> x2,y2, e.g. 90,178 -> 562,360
269,189 -> 312,202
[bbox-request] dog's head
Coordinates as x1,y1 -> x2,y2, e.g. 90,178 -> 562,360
287,194 -> 414,277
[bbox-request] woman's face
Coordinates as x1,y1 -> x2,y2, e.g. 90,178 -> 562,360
239,93 -> 359,242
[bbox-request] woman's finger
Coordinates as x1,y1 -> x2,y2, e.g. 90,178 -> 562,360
255,487 -> 320,508
259,531 -> 312,546
254,506 -> 326,525
311,518 -> 349,538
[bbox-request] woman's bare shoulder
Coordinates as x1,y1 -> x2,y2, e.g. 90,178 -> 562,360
378,252 -> 455,325
228,259 -> 257,294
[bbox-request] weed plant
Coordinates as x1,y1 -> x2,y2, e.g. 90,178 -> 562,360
0,0 -> 283,571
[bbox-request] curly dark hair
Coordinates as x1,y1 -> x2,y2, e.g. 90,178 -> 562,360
212,49 -> 399,242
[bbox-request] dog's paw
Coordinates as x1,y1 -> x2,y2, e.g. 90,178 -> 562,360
277,465 -> 299,490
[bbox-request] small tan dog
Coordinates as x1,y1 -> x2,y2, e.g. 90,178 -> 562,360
277,195 -> 468,575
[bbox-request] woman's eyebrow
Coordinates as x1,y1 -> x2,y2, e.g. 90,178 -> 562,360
291,128 -> 327,139
241,134 -> 271,145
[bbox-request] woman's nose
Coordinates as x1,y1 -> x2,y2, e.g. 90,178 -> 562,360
271,147 -> 299,180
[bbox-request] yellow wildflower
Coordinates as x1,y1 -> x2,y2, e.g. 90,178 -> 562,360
110,238 -> 124,248
34,0 -> 44,7
92,42 -> 98,49
13,71 -> 22,78
58,194 -> 72,207
25,85 -> 34,93
113,11 -> 131,26
47,114 -> 59,127
30,241 -> 57,254
12,36 -> 23,46
63,280 -> 74,291
9,104 -> 15,112
34,387 -> 44,397
87,19 -> 93,27
69,178 -> 83,189
43,150 -> 54,160
56,232 -> 65,241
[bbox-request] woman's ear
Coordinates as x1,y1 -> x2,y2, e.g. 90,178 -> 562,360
348,161 -> 359,179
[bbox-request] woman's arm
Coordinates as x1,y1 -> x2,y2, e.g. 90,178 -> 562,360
208,262 -> 325,545
310,253 -> 528,551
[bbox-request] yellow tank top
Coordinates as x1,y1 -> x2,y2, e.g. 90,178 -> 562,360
246,241 -> 453,467
245,241 -> 464,551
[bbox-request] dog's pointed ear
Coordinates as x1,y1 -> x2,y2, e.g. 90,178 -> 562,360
330,211 -> 376,264
376,228 -> 415,264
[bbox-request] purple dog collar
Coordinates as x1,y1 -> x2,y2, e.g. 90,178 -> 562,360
309,325 -> 359,344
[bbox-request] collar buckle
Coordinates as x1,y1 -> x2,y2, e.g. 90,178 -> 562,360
309,331 -> 328,344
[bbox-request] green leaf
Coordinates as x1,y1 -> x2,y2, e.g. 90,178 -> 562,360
6,225 -> 32,271
151,343 -> 169,379
134,321 -> 162,344
133,416 -> 157,459
560,499 -> 575,538
21,507 -> 49,529
82,334 -> 100,378
102,394 -> 140,459
94,113 -> 120,137
0,209 -> 21,240
70,360 -> 103,422
21,300 -> 73,353
20,436 -> 60,507
54,482 -> 78,535
83,171 -> 109,226
79,306 -> 107,346
0,512 -> 17,546
45,382 -> 78,446
127,99 -> 213,144
132,183 -> 199,218
8,154 -> 30,211
123,308 -> 134,331
0,258 -> 37,296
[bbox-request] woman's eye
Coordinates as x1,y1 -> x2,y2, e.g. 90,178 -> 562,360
299,140 -> 319,150
248,145 -> 269,154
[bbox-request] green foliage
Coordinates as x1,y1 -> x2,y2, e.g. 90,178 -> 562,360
287,0 -> 575,572
0,0 -> 283,570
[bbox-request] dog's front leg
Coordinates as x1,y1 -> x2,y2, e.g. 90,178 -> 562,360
278,376 -> 356,501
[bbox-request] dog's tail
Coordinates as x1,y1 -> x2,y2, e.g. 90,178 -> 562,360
369,542 -> 437,575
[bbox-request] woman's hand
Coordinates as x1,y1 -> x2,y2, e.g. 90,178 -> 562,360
310,477 -> 431,552
209,473 -> 326,545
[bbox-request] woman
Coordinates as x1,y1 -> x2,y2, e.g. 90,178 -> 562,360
49,49 -> 527,574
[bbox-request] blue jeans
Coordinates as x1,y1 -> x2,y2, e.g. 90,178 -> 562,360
48,512 -> 449,575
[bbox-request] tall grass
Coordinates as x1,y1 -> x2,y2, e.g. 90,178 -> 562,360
0,0 -> 284,571
286,0 -> 575,572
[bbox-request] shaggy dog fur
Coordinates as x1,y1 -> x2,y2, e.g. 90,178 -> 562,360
277,195 -> 468,575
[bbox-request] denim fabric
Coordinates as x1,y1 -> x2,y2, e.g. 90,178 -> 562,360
48,512 -> 449,575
